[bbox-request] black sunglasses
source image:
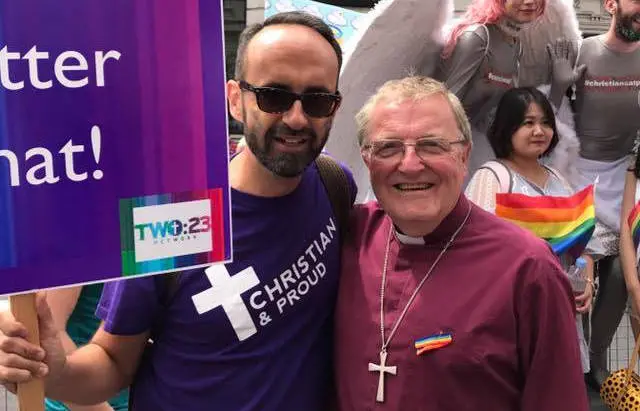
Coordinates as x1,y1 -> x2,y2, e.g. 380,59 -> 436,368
239,80 -> 341,118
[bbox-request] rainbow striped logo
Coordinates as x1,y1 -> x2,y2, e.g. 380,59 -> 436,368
495,185 -> 596,259
119,188 -> 226,276
414,333 -> 453,355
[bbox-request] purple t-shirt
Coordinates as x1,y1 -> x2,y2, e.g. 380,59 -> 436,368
97,162 -> 355,411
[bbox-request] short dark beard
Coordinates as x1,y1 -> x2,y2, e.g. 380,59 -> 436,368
615,9 -> 640,42
244,121 -> 327,178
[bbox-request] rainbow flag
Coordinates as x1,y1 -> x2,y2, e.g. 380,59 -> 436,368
414,333 -> 453,355
628,202 -> 640,252
495,185 -> 595,259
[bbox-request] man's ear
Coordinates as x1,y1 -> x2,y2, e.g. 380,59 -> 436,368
604,0 -> 616,15
361,146 -> 371,168
227,80 -> 243,122
459,143 -> 471,174
461,143 -> 471,164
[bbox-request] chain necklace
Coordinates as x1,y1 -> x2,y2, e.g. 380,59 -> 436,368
368,204 -> 472,403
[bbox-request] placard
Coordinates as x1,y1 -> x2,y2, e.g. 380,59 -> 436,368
0,0 -> 231,295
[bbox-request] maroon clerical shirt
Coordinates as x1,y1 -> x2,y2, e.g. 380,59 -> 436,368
335,195 -> 588,411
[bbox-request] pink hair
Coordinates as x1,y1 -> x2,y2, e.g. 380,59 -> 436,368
441,0 -> 546,59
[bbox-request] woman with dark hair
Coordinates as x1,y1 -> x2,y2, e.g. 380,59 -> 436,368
467,87 -> 563,206
465,86 -> 595,373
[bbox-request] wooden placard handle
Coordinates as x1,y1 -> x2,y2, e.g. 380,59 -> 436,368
9,293 -> 45,411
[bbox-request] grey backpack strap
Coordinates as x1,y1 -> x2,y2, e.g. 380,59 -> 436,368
478,160 -> 513,193
315,154 -> 354,241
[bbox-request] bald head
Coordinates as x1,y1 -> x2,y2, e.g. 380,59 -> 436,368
234,11 -> 342,82
243,24 -> 340,89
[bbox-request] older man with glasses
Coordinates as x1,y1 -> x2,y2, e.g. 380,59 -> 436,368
0,11 -> 355,411
334,76 -> 588,411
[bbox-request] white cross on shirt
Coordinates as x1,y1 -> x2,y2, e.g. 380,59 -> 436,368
191,264 -> 260,341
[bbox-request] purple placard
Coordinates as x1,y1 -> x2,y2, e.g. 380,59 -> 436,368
0,0 -> 231,295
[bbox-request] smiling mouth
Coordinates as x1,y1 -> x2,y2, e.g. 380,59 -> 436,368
274,136 -> 309,147
394,183 -> 435,191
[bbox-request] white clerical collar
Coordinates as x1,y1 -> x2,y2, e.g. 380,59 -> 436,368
394,229 -> 425,245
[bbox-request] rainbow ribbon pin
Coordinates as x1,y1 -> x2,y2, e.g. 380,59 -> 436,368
414,333 -> 453,356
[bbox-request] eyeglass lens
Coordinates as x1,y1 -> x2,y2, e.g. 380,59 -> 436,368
371,140 -> 461,161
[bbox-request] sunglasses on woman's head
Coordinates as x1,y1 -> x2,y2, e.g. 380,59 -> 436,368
239,80 -> 341,118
